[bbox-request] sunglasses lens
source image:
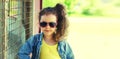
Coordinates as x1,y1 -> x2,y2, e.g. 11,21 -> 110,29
49,22 -> 56,27
40,22 -> 47,27
40,22 -> 57,28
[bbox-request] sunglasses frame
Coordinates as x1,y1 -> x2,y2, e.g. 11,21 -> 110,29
40,21 -> 57,28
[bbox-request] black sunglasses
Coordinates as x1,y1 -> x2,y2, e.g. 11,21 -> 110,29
40,22 -> 57,28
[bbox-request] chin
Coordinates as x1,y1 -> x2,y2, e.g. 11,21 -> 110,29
43,32 -> 53,36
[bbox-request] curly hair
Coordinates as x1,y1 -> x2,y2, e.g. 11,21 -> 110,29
39,3 -> 69,42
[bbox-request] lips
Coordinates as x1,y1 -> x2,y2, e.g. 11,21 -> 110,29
44,30 -> 50,32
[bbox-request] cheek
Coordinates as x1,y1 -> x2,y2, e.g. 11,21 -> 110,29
52,28 -> 56,32
48,28 -> 56,32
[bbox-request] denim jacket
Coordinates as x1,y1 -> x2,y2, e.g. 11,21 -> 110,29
18,33 -> 74,59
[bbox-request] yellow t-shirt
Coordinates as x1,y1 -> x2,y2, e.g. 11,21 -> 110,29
40,39 -> 61,59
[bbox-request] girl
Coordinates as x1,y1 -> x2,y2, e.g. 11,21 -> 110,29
18,3 -> 74,59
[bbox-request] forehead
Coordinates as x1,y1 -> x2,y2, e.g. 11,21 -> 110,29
40,14 -> 57,22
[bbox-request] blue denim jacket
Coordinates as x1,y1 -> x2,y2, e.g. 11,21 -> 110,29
18,33 -> 74,59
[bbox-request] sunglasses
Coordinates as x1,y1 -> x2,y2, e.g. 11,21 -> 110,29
40,22 -> 57,28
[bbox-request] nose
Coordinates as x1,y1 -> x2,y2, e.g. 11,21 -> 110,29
46,24 -> 50,28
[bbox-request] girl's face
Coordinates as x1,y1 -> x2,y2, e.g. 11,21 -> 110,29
40,14 -> 57,37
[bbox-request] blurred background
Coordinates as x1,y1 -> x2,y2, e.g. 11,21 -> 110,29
43,0 -> 120,59
0,0 -> 120,59
43,0 -> 120,17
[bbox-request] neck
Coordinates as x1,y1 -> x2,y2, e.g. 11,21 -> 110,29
44,34 -> 52,40
43,34 -> 57,45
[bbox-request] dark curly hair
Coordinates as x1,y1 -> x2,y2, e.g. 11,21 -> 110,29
39,3 -> 69,42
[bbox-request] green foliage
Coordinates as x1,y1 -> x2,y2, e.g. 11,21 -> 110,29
43,0 -> 64,8
43,0 -> 120,17
81,7 -> 103,16
64,0 -> 79,15
43,0 -> 79,16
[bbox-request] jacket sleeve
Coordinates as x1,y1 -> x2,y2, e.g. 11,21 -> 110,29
65,42 -> 74,59
18,36 -> 35,59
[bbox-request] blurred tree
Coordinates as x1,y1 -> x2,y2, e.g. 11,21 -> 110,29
64,0 -> 79,15
43,0 -> 64,8
43,0 -> 120,17
43,0 -> 79,16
